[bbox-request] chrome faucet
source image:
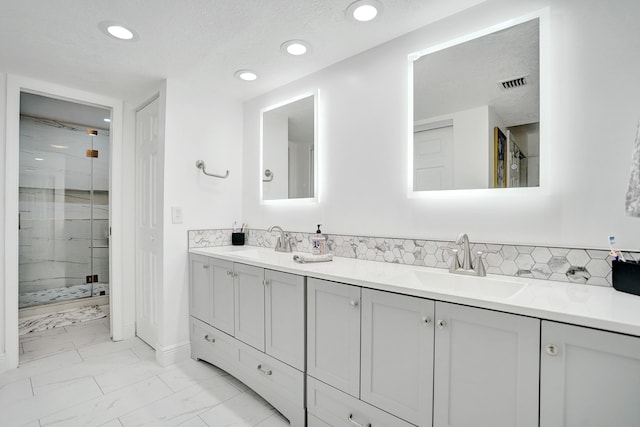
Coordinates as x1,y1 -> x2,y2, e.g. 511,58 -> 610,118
267,225 -> 292,252
449,233 -> 486,277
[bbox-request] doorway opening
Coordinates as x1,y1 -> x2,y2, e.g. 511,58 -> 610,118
18,92 -> 111,334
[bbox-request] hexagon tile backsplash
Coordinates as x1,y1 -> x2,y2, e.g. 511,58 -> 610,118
188,228 -> 640,287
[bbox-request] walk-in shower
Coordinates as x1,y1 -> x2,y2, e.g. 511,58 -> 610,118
18,93 -> 110,309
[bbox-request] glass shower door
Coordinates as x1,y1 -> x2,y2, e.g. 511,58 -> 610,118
19,115 -> 108,308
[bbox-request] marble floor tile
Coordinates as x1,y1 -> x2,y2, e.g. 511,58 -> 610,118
40,376 -> 173,427
78,337 -> 147,360
119,376 -> 242,426
0,318 -> 294,427
32,349 -> 141,396
158,359 -> 229,393
93,359 -> 166,394
0,376 -> 103,427
21,334 -> 78,363
1,350 -> 84,387
0,377 -> 33,406
255,413 -> 290,427
198,391 -> 276,427
177,416 -> 209,427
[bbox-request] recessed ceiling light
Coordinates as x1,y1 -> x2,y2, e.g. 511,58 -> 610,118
34,157 -> 44,161
98,21 -> 139,41
50,144 -> 68,149
104,118 -> 111,123
346,0 -> 383,22
234,70 -> 258,81
281,40 -> 311,56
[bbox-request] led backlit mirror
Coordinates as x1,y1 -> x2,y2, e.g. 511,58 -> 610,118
261,94 -> 316,201
411,18 -> 540,191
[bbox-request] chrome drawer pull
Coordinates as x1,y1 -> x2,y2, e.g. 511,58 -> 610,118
204,334 -> 215,343
348,414 -> 371,427
350,300 -> 359,307
257,364 -> 272,376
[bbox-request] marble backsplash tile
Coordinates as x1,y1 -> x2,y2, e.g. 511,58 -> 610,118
187,228 -> 640,287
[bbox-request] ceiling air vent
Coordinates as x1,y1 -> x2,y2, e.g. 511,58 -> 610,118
498,75 -> 527,90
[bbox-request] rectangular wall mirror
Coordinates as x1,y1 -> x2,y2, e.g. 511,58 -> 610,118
411,17 -> 540,191
261,93 -> 316,201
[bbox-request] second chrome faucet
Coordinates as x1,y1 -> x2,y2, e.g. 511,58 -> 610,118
449,233 -> 486,277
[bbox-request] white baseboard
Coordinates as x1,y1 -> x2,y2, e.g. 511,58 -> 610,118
0,352 -> 14,375
121,323 -> 136,340
155,341 -> 191,367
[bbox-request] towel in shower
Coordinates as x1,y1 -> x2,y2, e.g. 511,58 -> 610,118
626,120 -> 640,217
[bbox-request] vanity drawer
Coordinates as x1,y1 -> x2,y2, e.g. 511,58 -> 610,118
236,339 -> 304,407
190,316 -> 238,371
307,376 -> 416,427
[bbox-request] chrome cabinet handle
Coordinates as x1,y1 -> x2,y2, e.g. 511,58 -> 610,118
204,334 -> 215,343
348,414 -> 371,427
545,344 -> 559,356
263,279 -> 270,286
257,364 -> 272,376
436,319 -> 446,328
423,316 -> 432,325
350,300 -> 359,307
226,270 -> 232,276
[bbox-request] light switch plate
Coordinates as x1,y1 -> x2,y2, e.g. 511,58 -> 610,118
171,206 -> 183,224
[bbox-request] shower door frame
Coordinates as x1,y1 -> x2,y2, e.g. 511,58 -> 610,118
3,75 -> 128,371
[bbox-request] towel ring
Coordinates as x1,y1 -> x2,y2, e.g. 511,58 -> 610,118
263,169 -> 274,182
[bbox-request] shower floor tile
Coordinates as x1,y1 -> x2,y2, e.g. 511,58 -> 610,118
19,282 -> 109,308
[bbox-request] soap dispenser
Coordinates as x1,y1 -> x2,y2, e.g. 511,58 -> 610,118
311,224 -> 325,255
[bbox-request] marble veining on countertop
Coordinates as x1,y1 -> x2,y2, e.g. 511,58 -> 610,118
190,246 -> 640,337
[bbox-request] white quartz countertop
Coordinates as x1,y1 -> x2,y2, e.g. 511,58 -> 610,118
189,246 -> 640,337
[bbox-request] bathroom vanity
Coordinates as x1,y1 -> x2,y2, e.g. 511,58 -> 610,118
188,246 -> 640,427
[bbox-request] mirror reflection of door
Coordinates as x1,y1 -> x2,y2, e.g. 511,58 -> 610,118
412,17 -> 540,191
414,122 -> 453,191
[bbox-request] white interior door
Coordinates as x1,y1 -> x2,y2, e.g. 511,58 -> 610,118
414,124 -> 453,191
135,97 -> 162,349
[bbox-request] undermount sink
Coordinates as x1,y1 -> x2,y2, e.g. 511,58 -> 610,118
395,269 -> 526,299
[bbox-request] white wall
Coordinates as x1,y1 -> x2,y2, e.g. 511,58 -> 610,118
159,79 -> 243,361
243,0 -> 640,250
0,72 -> 7,364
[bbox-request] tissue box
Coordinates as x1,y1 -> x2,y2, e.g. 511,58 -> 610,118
232,232 -> 245,246
612,260 -> 640,296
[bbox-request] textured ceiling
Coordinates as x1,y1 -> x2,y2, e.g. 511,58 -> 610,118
0,0 -> 488,102
414,18 -> 539,127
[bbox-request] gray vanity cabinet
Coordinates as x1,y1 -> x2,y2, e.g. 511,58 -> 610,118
433,302 -> 540,427
265,269 -> 306,370
360,288 -> 435,426
307,278 -> 434,426
189,254 -> 234,334
540,321 -> 640,427
307,277 -> 361,397
233,263 -> 265,351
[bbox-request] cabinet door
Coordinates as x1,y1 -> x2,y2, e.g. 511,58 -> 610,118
541,321 -> 640,427
264,269 -> 305,370
361,288 -> 434,426
210,258 -> 235,335
234,263 -> 265,351
433,302 -> 540,427
307,278 -> 361,397
189,254 -> 213,324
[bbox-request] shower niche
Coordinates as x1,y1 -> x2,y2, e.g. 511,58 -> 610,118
18,93 -> 111,308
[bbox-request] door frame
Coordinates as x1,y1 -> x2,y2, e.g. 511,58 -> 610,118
3,74 -> 125,370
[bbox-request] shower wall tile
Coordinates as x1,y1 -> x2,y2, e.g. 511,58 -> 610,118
188,228 -> 640,288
